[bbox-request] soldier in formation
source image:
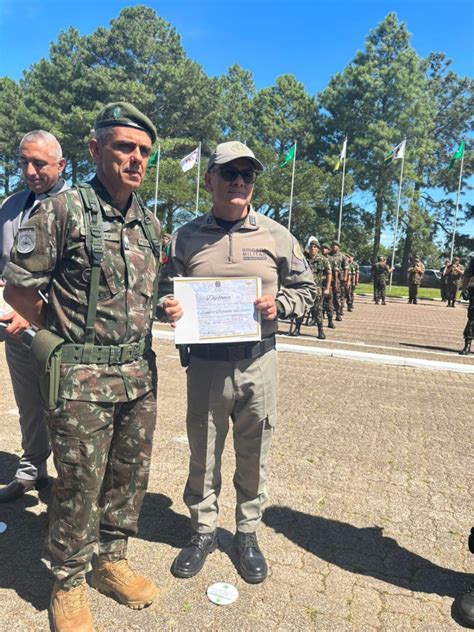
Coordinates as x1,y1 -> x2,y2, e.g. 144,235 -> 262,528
443,257 -> 464,307
407,255 -> 425,304
321,243 -> 337,329
345,253 -> 359,312
330,240 -> 347,320
372,255 -> 392,305
290,237 -> 331,339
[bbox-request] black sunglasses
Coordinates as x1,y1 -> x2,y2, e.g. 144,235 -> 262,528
213,166 -> 258,184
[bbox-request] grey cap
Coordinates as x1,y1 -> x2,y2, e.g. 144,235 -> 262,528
207,141 -> 264,172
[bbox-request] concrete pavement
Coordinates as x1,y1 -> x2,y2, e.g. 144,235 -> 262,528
0,297 -> 472,630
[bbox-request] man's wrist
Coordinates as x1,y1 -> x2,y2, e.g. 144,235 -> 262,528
275,300 -> 285,318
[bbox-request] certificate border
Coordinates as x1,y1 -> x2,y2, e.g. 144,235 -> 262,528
173,276 -> 261,343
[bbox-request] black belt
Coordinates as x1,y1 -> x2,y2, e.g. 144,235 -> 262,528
189,335 -> 275,362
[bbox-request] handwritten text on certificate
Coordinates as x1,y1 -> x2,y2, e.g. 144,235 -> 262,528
173,277 -> 262,344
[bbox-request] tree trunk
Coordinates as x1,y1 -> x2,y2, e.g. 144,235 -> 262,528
166,206 -> 174,234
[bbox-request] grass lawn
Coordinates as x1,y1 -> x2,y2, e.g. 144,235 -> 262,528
355,283 -> 442,300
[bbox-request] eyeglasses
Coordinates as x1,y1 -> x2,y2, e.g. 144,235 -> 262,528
213,166 -> 258,185
19,158 -> 59,171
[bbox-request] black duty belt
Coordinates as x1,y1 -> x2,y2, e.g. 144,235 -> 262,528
189,335 -> 275,362
61,339 -> 149,365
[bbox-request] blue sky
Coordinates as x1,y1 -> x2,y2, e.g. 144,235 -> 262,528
1,0 -> 472,245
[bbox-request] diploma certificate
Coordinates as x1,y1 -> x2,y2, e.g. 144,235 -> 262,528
173,277 -> 262,344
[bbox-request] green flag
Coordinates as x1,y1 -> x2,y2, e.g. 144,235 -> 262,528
448,140 -> 465,170
148,149 -> 159,167
279,143 -> 296,167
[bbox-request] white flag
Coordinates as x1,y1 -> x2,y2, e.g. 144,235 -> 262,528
392,140 -> 406,160
180,146 -> 200,172
334,138 -> 347,171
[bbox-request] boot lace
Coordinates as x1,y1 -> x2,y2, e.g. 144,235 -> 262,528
110,559 -> 137,582
63,584 -> 87,614
239,533 -> 260,550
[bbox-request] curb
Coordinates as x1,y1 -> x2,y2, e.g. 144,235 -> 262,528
152,328 -> 473,374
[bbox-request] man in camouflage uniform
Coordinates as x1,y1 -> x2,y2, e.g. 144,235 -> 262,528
345,253 -> 359,312
321,243 -> 336,329
291,237 -> 331,339
372,255 -> 392,305
158,141 -> 315,584
330,240 -> 347,320
444,257 -> 464,307
4,103 -> 160,632
407,255 -> 425,304
460,253 -> 474,355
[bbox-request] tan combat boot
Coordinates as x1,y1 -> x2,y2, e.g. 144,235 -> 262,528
92,558 -> 157,609
50,582 -> 95,632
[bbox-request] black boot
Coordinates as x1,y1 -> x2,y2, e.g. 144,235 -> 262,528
335,314 -> 342,321
458,584 -> 474,627
459,339 -> 472,355
327,318 -> 336,329
317,324 -> 325,340
381,299 -> 386,305
234,532 -> 267,584
172,531 -> 218,578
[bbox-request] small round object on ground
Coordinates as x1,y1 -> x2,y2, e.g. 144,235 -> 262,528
0,522 -> 7,534
207,582 -> 239,606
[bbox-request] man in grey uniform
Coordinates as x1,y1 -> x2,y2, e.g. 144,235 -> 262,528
158,141 -> 315,583
0,130 -> 67,502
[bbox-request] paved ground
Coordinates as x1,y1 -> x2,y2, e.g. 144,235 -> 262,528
0,297 -> 472,631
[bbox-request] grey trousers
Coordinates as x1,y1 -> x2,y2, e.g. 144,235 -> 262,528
5,337 -> 50,480
184,349 -> 277,534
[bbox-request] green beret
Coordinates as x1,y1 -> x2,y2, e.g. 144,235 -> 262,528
321,243 -> 330,249
95,102 -> 157,143
332,240 -> 340,246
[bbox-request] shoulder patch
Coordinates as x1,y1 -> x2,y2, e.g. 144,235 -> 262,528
292,239 -> 304,262
16,226 -> 36,254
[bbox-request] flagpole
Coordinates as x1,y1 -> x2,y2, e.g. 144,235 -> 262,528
389,139 -> 406,289
153,143 -> 161,216
449,145 -> 465,261
195,142 -> 201,215
337,137 -> 347,243
287,141 -> 297,232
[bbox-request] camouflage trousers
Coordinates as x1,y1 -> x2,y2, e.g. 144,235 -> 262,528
373,280 -> 386,302
323,288 -> 334,319
464,289 -> 474,341
408,283 -> 420,301
46,389 -> 157,588
345,284 -> 354,308
446,281 -> 460,302
332,281 -> 344,316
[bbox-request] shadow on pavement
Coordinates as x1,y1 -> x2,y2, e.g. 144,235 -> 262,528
0,450 -> 19,484
263,506 -> 473,599
137,492 -> 234,554
400,342 -> 463,354
0,490 -> 51,611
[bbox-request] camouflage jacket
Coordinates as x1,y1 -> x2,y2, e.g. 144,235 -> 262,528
373,262 -> 390,281
407,263 -> 425,285
305,252 -> 330,294
348,261 -> 359,285
4,176 -> 160,402
330,251 -> 347,281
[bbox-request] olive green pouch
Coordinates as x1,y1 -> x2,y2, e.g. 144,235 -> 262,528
30,330 -> 64,410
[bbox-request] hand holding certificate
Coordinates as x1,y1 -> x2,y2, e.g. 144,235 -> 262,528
173,277 -> 262,344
